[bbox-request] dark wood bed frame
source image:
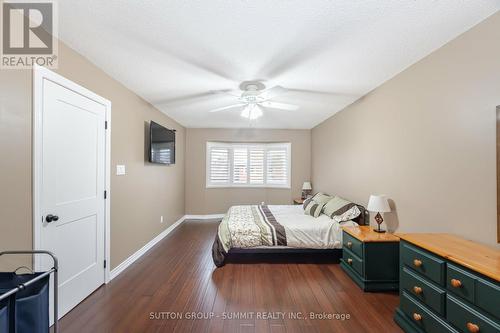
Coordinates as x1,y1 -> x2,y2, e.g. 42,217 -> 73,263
226,207 -> 369,264
226,248 -> 343,264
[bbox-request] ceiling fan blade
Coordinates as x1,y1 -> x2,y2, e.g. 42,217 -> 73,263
210,89 -> 241,98
155,88 -> 241,107
260,86 -> 289,100
286,88 -> 359,98
208,103 -> 247,113
123,30 -> 240,81
154,91 -> 221,106
260,101 -> 299,111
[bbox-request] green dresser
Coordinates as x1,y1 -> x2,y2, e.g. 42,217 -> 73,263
394,234 -> 500,333
340,226 -> 400,291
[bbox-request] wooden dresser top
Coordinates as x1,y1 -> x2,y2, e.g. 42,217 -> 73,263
342,225 -> 400,243
397,233 -> 500,282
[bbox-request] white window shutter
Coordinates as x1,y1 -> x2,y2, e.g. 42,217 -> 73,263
249,148 -> 265,184
208,146 -> 230,184
266,147 -> 289,186
207,142 -> 290,188
233,148 -> 248,184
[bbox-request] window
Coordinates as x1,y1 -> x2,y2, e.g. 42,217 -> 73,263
206,142 -> 291,188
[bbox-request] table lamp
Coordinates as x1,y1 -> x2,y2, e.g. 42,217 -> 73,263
301,182 -> 312,199
367,195 -> 391,233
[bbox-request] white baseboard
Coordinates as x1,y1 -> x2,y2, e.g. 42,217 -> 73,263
184,214 -> 225,220
109,215 -> 186,281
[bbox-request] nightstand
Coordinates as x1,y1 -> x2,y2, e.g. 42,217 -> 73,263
340,225 -> 400,291
293,198 -> 304,205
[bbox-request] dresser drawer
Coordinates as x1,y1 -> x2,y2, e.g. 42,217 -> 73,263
343,231 -> 363,259
447,264 -> 500,320
447,264 -> 475,304
401,241 -> 445,285
400,291 -> 457,333
401,266 -> 446,316
342,247 -> 363,277
447,294 -> 500,333
476,278 -> 500,320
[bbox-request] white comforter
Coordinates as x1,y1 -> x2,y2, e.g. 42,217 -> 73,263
261,205 -> 357,249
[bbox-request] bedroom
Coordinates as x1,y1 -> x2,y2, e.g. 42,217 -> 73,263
0,1 -> 499,332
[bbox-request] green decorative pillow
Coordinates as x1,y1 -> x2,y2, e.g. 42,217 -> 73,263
304,199 -> 326,218
323,196 -> 361,222
302,197 -> 313,210
310,192 -> 332,205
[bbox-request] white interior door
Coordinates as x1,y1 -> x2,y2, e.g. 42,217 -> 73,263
35,70 -> 108,319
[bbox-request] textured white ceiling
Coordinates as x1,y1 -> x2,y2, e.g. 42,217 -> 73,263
58,1 -> 499,129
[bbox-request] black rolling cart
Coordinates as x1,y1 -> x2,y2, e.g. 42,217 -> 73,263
0,250 -> 59,333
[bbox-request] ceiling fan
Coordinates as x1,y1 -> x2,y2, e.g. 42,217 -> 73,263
208,81 -> 299,120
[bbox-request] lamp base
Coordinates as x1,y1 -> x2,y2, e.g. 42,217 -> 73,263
373,212 -> 386,233
301,189 -> 312,200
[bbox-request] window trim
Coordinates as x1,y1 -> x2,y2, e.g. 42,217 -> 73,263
206,141 -> 291,189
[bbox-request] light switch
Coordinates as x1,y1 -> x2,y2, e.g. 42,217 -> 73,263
116,165 -> 126,175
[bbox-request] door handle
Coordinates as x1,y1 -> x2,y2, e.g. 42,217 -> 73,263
45,214 -> 59,223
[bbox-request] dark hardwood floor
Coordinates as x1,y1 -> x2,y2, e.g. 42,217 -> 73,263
59,220 -> 402,333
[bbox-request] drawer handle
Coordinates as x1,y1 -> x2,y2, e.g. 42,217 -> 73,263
347,258 -> 353,265
450,279 -> 462,288
412,313 -> 422,321
466,322 -> 480,333
413,286 -> 423,295
347,241 -> 353,248
413,259 -> 422,267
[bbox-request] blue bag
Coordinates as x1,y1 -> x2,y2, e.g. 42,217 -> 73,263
0,299 -> 9,333
0,272 -> 49,333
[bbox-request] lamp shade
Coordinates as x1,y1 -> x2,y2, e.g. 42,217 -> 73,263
302,182 -> 312,190
367,195 -> 391,213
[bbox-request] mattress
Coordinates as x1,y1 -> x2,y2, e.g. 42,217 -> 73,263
212,204 -> 358,266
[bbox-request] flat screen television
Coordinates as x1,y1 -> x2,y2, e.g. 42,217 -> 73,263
149,121 -> 175,165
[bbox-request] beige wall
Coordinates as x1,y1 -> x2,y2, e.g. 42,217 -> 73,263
185,128 -> 311,214
0,41 -> 185,270
312,12 -> 500,247
0,69 -> 32,269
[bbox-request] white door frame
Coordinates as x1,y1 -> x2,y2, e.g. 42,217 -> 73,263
32,64 -> 112,284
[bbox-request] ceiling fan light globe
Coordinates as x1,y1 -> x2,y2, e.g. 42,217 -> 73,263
241,104 -> 254,118
252,107 -> 263,119
241,108 -> 250,118
249,105 -> 263,120
240,104 -> 262,120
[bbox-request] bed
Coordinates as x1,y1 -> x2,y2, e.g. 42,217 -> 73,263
212,203 -> 368,267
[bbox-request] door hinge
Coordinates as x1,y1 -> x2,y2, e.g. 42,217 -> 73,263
104,260 -> 107,268
104,190 -> 107,199
105,121 -> 108,130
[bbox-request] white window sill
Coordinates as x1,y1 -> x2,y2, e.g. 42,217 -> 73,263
206,185 -> 291,189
